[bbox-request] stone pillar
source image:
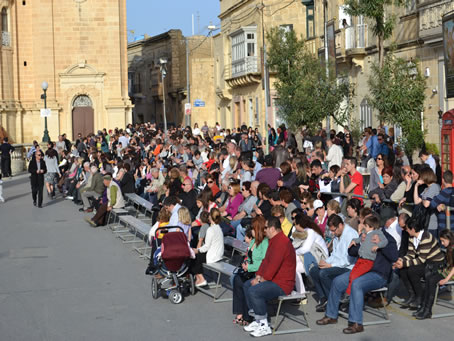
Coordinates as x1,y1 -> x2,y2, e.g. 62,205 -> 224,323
11,145 -> 25,175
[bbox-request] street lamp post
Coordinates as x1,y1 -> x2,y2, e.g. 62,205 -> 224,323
160,58 -> 168,133
41,81 -> 50,143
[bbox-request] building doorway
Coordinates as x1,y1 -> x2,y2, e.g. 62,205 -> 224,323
72,95 -> 94,138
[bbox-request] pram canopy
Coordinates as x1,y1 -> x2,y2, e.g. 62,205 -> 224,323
161,230 -> 191,272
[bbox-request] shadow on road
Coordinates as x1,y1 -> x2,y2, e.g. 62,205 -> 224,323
4,192 -> 31,201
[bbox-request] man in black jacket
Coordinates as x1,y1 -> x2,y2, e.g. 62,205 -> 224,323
179,178 -> 198,219
316,228 -> 398,334
0,137 -> 15,177
28,151 -> 47,207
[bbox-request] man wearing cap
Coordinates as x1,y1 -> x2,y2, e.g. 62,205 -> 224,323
85,174 -> 124,227
255,155 -> 282,190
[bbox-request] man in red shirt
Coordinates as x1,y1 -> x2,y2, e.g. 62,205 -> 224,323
243,217 -> 296,337
340,157 -> 364,203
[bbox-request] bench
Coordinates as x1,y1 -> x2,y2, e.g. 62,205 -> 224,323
125,193 -> 154,221
224,236 -> 249,259
338,287 -> 390,326
199,261 -> 237,303
106,208 -> 130,226
116,215 -> 151,247
271,291 -> 311,335
432,281 -> 454,319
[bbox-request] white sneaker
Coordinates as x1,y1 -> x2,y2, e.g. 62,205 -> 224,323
65,196 -> 74,200
250,324 -> 272,338
243,320 -> 260,332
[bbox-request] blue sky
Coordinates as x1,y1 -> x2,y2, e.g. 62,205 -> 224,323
126,0 -> 221,40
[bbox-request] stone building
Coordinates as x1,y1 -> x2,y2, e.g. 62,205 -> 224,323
127,30 -> 215,128
319,0 -> 452,147
214,0 -> 309,137
0,0 -> 132,143
215,0 -> 452,149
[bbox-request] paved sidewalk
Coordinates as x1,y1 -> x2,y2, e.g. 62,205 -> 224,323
0,178 -> 453,341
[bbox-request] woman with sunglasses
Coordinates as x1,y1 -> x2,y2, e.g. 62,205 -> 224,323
369,153 -> 388,193
342,133 -> 354,157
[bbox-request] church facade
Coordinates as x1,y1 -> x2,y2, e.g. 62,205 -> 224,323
0,0 -> 132,143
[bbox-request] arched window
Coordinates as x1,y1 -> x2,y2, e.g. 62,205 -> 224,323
1,8 -> 7,32
73,95 -> 93,108
360,98 -> 372,130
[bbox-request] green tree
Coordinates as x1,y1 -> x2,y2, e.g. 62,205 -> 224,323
344,0 -> 406,67
266,27 -> 352,131
368,53 -> 426,156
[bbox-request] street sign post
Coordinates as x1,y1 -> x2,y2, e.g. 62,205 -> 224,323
40,108 -> 51,117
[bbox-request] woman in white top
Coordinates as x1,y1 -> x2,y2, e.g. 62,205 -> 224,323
293,214 -> 329,295
191,208 -> 225,287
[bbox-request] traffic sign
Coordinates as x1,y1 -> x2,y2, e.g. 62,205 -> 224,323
194,99 -> 205,107
185,103 -> 191,115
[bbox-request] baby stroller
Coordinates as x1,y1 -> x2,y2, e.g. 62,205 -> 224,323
151,226 -> 196,304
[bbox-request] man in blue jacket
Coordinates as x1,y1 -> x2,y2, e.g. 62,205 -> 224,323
316,227 -> 398,334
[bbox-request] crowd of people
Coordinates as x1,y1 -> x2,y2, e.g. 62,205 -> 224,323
22,121 -> 454,337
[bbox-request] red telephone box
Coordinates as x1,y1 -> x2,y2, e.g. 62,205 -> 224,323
441,110 -> 454,173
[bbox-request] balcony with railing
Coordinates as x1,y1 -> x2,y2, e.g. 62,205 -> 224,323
226,56 -> 261,88
2,31 -> 10,46
231,56 -> 258,78
345,24 -> 367,51
419,0 -> 454,38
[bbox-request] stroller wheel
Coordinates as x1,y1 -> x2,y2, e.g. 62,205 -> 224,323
189,274 -> 196,296
151,276 -> 159,299
169,290 -> 183,304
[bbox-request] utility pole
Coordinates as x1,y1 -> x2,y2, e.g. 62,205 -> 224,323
261,1 -> 270,154
186,37 -> 191,127
323,0 -> 330,132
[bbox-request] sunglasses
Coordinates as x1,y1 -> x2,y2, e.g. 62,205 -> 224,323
377,157 -> 383,160
207,181 -> 214,184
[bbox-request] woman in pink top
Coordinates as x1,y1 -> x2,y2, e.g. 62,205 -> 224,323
221,182 -> 244,219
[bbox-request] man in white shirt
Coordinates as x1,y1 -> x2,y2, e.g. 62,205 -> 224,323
419,150 -> 436,173
118,132 -> 130,150
163,196 -> 182,226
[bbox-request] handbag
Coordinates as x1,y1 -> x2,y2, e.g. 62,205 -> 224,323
233,267 -> 255,282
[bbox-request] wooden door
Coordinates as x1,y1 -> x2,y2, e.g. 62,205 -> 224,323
72,107 -> 94,138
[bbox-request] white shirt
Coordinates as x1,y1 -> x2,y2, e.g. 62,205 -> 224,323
169,203 -> 182,227
413,231 -> 424,250
386,219 -> 402,249
425,155 -> 436,174
296,228 -> 329,256
119,136 -> 130,149
198,224 -> 225,263
326,143 -> 343,168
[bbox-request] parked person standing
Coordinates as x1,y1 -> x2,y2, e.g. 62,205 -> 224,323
0,137 -> 15,178
28,151 -> 47,207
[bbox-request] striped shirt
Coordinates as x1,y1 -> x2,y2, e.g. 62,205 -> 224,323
402,231 -> 444,267
430,187 -> 454,230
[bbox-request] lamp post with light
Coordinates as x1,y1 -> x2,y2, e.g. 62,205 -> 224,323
159,58 -> 168,133
41,81 -> 50,143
